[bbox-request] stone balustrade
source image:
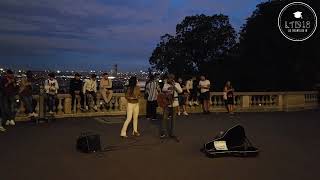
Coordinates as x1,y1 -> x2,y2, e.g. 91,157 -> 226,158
15,91 -> 319,121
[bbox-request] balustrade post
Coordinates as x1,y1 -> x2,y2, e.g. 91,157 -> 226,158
64,95 -> 72,114
96,93 -> 101,112
241,95 -> 250,109
57,96 -> 63,115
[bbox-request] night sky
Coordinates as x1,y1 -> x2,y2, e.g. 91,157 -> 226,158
0,0 -> 264,71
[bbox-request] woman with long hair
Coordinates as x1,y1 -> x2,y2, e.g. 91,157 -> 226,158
223,81 -> 235,114
120,76 -> 141,138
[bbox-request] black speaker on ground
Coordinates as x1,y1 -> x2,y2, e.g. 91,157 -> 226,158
76,132 -> 101,153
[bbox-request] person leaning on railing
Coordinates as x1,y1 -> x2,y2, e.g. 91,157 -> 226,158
99,73 -> 113,106
44,72 -> 59,115
83,74 -> 98,111
69,73 -> 85,111
19,71 -> 38,118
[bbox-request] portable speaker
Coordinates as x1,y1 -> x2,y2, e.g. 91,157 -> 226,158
76,133 -> 101,153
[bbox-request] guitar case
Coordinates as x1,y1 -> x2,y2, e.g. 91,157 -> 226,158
201,125 -> 259,158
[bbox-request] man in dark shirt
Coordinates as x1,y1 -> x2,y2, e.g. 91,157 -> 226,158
69,73 -> 84,111
0,70 -> 18,126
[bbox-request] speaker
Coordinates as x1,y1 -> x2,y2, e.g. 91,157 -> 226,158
76,133 -> 101,153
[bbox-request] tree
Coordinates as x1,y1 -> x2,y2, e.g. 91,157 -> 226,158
239,0 -> 320,90
149,14 -> 237,78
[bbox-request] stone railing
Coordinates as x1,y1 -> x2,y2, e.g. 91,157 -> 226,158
15,91 -> 319,121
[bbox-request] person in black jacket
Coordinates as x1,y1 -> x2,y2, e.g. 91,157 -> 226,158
69,73 -> 84,111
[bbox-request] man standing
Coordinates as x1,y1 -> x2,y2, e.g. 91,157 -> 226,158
83,74 -> 98,111
69,73 -> 84,111
0,70 -> 18,126
145,74 -> 160,120
161,74 -> 182,141
100,73 -> 113,106
44,73 -> 59,114
199,75 -> 211,114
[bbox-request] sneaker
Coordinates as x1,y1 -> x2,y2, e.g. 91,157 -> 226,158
49,111 -> 54,115
177,111 -> 181,116
189,102 -> 193,106
160,133 -> 167,139
151,118 -> 157,121
194,102 -> 199,106
32,112 -> 39,117
183,111 -> 188,116
9,120 -> 15,126
93,106 -> 98,111
28,113 -> 34,118
5,120 -> 10,126
0,126 -> 6,132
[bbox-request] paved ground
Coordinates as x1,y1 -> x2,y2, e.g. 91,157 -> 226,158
1,110 -> 320,180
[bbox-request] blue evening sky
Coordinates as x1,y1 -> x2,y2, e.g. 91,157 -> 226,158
0,0 -> 265,71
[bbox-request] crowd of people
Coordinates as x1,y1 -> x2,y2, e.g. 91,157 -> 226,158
0,70 -> 114,132
137,73 -> 235,141
0,70 -> 235,139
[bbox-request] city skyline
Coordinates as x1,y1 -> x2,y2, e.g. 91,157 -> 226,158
0,0 -> 264,71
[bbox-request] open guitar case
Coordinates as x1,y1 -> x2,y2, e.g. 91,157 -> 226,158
201,125 -> 259,158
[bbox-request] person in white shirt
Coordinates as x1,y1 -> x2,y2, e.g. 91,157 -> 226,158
199,75 -> 211,114
100,73 -> 113,105
44,73 -> 59,114
161,74 -> 182,141
83,74 -> 98,111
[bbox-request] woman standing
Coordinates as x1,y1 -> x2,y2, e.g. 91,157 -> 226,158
223,81 -> 235,114
120,76 -> 141,138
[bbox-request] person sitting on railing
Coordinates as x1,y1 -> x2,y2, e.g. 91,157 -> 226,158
44,73 -> 59,115
0,70 -> 19,127
83,74 -> 98,111
223,81 -> 235,114
99,73 -> 113,106
69,73 -> 85,111
199,75 -> 211,114
19,71 -> 38,118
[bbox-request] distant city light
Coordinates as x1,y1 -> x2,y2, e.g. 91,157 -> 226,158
108,76 -> 116,79
57,70 -> 61,74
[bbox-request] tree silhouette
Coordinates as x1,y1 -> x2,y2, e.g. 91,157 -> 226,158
149,14 -> 237,78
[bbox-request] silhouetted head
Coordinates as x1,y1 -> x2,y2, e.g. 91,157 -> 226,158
102,73 -> 109,80
26,71 -> 33,79
74,73 -> 81,80
6,69 -> 14,79
226,81 -> 231,87
128,76 -> 137,88
48,72 -> 55,80
200,75 -> 206,81
91,74 -> 97,80
167,74 -> 175,84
